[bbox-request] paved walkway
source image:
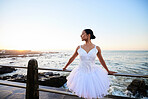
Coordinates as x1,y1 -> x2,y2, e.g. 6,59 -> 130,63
0,80 -> 135,99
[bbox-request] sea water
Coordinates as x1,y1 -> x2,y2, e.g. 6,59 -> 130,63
0,50 -> 148,98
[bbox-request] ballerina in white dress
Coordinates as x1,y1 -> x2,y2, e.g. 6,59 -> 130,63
63,29 -> 117,99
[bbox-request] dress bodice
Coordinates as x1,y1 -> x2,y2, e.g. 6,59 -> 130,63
77,45 -> 98,62
77,45 -> 98,72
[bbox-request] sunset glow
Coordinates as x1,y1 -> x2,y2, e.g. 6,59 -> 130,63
0,0 -> 148,51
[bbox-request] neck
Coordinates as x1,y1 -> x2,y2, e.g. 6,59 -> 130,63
85,39 -> 92,45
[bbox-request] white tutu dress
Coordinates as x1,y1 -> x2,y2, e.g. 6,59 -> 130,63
66,45 -> 110,99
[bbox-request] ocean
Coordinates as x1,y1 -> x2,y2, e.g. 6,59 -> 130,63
0,50 -> 148,98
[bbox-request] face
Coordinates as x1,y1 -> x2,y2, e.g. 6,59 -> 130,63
80,30 -> 90,41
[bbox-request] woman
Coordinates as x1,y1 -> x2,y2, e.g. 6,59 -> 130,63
63,29 -> 117,99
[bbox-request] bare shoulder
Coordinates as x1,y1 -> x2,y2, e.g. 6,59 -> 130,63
75,45 -> 80,51
96,45 -> 101,53
96,45 -> 101,50
73,46 -> 80,55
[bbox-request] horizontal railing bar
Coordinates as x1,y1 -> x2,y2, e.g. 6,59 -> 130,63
0,82 -> 26,89
0,65 -> 148,78
38,88 -> 77,97
38,67 -> 71,72
0,65 -> 71,72
112,73 -> 148,78
0,65 -> 27,69
0,81 -> 77,97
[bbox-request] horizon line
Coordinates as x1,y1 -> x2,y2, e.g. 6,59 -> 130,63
0,49 -> 148,52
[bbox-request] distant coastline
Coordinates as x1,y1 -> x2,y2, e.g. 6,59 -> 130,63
0,50 -> 59,58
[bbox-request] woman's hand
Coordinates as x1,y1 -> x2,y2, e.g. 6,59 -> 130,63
108,71 -> 117,75
63,67 -> 67,71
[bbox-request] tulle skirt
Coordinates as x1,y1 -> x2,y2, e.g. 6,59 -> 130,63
66,65 -> 110,99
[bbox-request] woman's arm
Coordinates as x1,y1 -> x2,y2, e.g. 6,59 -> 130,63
96,46 -> 117,74
63,46 -> 80,71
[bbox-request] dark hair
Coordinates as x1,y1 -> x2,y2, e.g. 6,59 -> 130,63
84,29 -> 96,39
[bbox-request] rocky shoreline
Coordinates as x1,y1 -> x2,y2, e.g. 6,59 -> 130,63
0,66 -> 67,88
0,71 -> 67,87
0,66 -> 17,74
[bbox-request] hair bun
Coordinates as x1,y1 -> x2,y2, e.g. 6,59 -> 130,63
91,35 -> 96,39
84,29 -> 96,39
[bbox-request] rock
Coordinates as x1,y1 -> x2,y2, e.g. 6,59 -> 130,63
38,72 -> 66,87
11,57 -> 16,60
127,79 -> 147,97
16,75 -> 24,78
0,76 -> 12,80
8,74 -> 26,83
0,66 -> 16,74
38,72 -> 60,79
44,72 -> 54,76
9,62 -> 14,64
39,76 -> 67,87
1,72 -> 66,87
12,74 -> 19,78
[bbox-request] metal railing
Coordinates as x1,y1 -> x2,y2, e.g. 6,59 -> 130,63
0,59 -> 148,99
0,65 -> 147,78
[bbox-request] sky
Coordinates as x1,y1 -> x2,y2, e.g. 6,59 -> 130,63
0,0 -> 148,51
